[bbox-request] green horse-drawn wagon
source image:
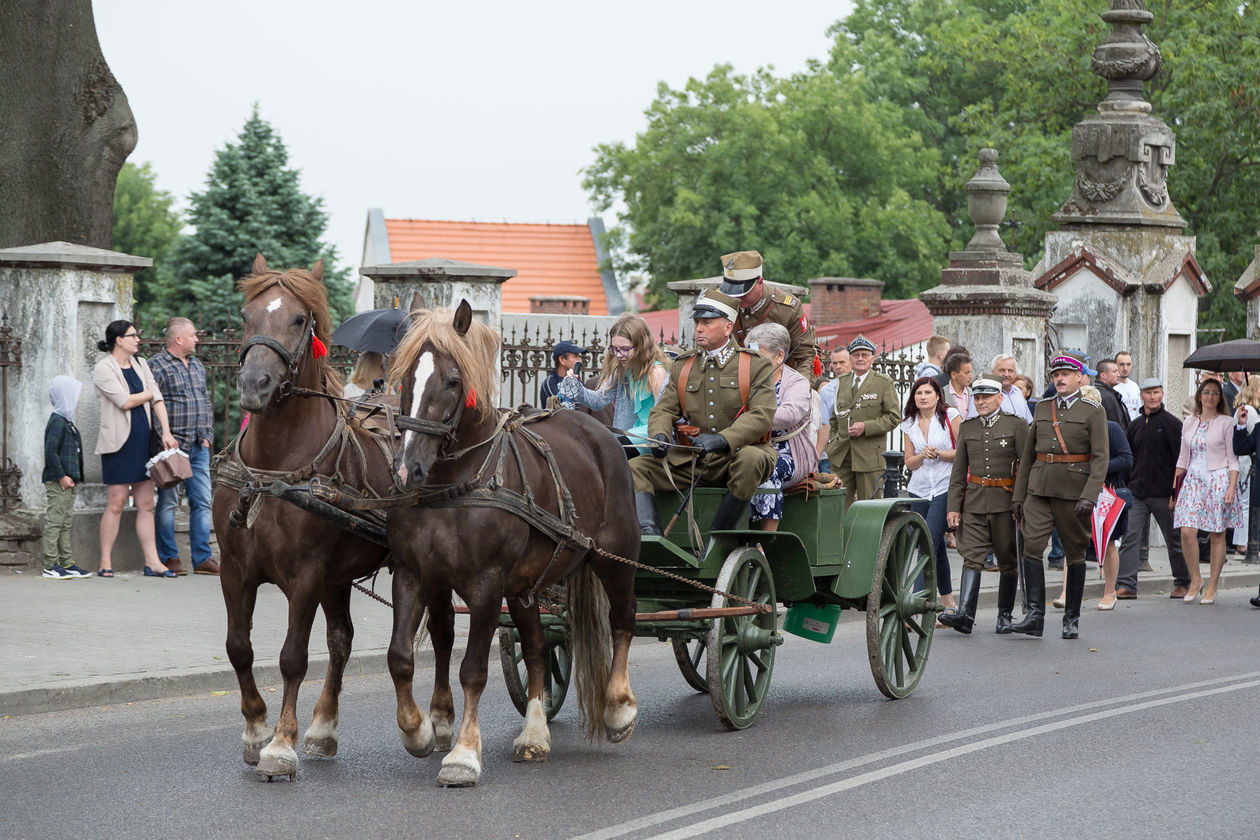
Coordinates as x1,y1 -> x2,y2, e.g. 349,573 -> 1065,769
499,485 -> 941,730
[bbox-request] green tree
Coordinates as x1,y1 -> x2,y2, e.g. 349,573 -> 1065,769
111,161 -> 184,324
170,106 -> 352,328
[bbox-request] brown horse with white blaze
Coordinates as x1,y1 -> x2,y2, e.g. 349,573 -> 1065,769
386,299 -> 639,787
212,255 -> 395,780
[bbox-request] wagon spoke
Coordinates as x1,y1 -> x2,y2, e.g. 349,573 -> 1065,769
904,615 -> 925,638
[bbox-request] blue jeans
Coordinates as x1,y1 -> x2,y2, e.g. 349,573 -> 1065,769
910,493 -> 952,596
156,443 -> 213,566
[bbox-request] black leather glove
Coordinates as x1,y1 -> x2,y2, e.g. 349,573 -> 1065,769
651,433 -> 670,458
1074,498 -> 1094,517
1010,501 -> 1023,524
693,433 -> 729,454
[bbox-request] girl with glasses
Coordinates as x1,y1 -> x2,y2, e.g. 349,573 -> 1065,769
558,314 -> 669,455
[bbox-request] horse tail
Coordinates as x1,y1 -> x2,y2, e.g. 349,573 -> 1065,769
567,563 -> 612,742
412,606 -> 431,658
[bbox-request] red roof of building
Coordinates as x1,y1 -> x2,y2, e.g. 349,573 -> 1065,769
384,219 -> 610,315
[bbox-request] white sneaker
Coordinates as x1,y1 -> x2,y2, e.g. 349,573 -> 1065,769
61,564 -> 91,578
42,566 -> 73,579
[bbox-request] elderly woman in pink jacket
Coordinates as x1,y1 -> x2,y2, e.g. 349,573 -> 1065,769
745,324 -> 818,531
1174,377 -> 1243,604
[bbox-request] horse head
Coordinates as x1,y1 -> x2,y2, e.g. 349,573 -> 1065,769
237,254 -> 332,412
394,299 -> 496,486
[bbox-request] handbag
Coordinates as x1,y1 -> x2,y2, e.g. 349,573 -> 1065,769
146,447 -> 193,489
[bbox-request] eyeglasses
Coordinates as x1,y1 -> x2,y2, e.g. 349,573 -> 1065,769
610,345 -> 634,357
121,331 -> 141,339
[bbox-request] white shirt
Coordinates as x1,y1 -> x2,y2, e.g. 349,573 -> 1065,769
819,377 -> 839,426
1115,379 -> 1141,422
900,407 -> 961,498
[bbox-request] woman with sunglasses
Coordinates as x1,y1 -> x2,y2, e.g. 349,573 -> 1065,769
92,321 -> 179,577
559,313 -> 669,454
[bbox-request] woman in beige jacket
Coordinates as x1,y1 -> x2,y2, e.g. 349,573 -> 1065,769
92,320 -> 178,577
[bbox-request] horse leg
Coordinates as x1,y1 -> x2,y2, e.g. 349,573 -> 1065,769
436,593 -> 499,787
506,598 -> 550,763
303,586 -> 353,758
425,590 -> 456,752
599,563 -> 639,744
388,564 -> 435,758
223,573 -> 270,765
255,587 -> 321,781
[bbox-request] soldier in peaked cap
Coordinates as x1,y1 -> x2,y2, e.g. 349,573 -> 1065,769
631,289 -> 777,536
941,375 -> 1029,635
720,250 -> 821,380
824,334 -> 901,502
1010,351 -> 1109,640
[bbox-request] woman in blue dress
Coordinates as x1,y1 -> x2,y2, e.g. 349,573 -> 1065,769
92,320 -> 179,577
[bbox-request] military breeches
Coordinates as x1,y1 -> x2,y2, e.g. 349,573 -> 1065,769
958,510 -> 1018,574
631,445 -> 776,500
834,459 -> 881,502
1020,495 -> 1090,567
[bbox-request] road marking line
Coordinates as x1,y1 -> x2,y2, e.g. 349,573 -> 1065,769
572,670 -> 1260,840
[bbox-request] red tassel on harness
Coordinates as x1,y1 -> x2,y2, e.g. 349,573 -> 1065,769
465,387 -> 477,409
311,336 -> 327,359
813,354 -> 822,377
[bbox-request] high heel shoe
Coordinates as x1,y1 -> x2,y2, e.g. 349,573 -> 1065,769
1183,584 -> 1203,603
1200,589 -> 1217,605
1097,595 -> 1117,611
1052,596 -> 1066,609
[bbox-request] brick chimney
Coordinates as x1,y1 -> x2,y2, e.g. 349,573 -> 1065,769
807,277 -> 883,325
529,295 -> 591,315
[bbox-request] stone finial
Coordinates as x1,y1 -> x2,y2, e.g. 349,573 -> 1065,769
1090,0 -> 1161,114
965,149 -> 1010,251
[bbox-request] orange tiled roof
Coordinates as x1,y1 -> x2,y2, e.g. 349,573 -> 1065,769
384,219 -> 609,315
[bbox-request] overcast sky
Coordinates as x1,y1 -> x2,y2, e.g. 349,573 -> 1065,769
94,0 -> 854,274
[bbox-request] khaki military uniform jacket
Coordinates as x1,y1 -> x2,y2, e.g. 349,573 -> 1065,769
1012,395 -> 1109,504
948,412 -> 1028,514
647,338 -> 776,468
824,370 -> 901,473
734,288 -> 818,379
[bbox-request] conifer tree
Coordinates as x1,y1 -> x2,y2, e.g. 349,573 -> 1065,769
112,162 -> 183,325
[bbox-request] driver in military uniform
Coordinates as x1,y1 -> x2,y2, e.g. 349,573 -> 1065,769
942,375 -> 1028,635
720,250 -> 820,380
1011,351 -> 1109,640
632,290 -> 777,536
824,335 -> 901,502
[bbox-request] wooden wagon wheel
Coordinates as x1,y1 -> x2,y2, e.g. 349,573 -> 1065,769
706,546 -> 778,730
497,626 -> 572,721
866,511 -> 936,699
670,637 -> 709,693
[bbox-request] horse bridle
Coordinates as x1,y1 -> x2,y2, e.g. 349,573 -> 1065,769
238,311 -> 316,399
395,381 -> 465,448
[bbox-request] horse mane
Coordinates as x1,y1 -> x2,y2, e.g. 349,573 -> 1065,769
391,307 -> 499,423
237,263 -> 343,395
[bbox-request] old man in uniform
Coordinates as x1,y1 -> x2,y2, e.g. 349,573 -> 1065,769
942,375 -> 1028,634
1011,351 -> 1109,639
720,250 -> 820,380
632,290 -> 777,535
824,335 -> 901,502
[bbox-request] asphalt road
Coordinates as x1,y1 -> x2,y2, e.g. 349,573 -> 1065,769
3,595 -> 1258,840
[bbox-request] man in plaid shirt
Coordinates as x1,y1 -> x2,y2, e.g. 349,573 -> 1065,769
149,318 -> 220,575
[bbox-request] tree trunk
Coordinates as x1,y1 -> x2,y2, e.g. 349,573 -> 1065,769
0,0 -> 136,249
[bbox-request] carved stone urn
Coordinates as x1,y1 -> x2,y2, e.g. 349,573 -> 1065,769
965,149 -> 1010,251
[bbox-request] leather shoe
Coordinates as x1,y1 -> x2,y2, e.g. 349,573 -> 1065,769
165,558 -> 188,576
194,558 -> 221,576
1115,587 -> 1137,600
1170,585 -> 1189,599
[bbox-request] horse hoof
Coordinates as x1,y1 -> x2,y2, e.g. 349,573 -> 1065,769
512,742 -> 550,763
255,744 -> 298,781
434,733 -> 453,752
242,736 -> 272,766
606,705 -> 638,745
435,765 -> 479,788
401,722 -> 436,758
303,735 -> 338,757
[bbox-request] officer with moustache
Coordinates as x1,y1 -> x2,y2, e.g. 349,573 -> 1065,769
825,335 -> 901,502
1011,351 -> 1109,639
632,290 -> 777,535
720,250 -> 820,380
942,375 -> 1028,634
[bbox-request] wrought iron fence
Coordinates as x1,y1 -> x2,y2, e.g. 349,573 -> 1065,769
0,315 -> 22,511
499,321 -> 609,408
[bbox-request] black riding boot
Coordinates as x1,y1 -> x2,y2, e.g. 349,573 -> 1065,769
939,568 -> 980,634
1245,506 -> 1260,565
995,572 -> 1017,634
1009,558 -> 1045,637
709,492 -> 751,532
636,491 -> 663,536
1062,562 -> 1086,639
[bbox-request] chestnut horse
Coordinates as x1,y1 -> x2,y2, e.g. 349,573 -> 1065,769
386,300 -> 639,787
212,255 -> 396,780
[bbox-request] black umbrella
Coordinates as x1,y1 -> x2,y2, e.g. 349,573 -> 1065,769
331,307 -> 409,353
1181,339 -> 1260,373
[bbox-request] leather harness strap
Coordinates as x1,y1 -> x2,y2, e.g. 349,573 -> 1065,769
676,356 -> 697,421
1050,399 -> 1071,455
